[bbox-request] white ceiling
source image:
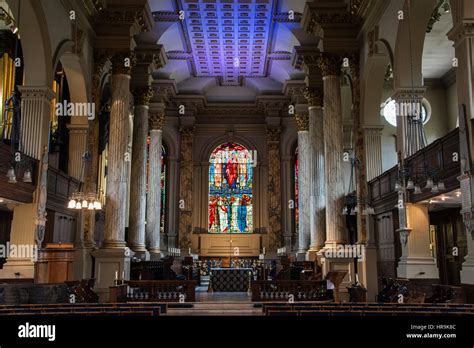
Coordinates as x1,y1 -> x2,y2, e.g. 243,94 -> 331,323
422,11 -> 455,79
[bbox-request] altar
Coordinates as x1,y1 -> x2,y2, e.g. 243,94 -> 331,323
209,268 -> 253,292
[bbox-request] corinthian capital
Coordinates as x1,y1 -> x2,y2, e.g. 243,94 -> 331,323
317,53 -> 343,77
132,86 -> 154,106
110,51 -> 136,75
295,114 -> 309,131
304,87 -> 323,107
149,112 -> 165,130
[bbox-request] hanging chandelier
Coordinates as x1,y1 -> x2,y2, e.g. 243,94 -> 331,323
342,154 -> 375,216
67,151 -> 101,210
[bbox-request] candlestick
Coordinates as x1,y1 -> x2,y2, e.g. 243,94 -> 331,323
263,247 -> 266,254
355,273 -> 359,283
115,271 -> 118,280
122,269 -> 125,280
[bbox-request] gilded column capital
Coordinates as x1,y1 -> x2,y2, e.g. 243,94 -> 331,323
132,86 -> 154,106
179,125 -> 195,138
110,51 -> 136,75
149,112 -> 165,130
266,127 -> 281,143
304,87 -> 323,107
295,114 -> 309,131
317,53 -> 343,77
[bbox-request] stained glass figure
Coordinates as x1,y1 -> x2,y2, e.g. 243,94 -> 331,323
209,143 -> 253,233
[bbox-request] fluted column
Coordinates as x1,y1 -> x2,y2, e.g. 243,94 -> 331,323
305,87 -> 326,253
146,112 -> 165,257
393,87 -> 426,158
363,126 -> 384,181
67,124 -> 88,180
103,53 -> 132,248
295,113 -> 310,254
319,53 -> 347,247
128,87 -> 153,254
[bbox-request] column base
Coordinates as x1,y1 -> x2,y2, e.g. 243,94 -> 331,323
296,251 -> 307,261
357,245 -> 378,302
149,248 -> 163,260
0,258 -> 35,279
74,246 -> 95,280
397,256 -> 439,279
307,246 -> 324,261
461,254 -> 474,284
92,247 -> 134,302
129,244 -> 150,261
102,240 -> 128,249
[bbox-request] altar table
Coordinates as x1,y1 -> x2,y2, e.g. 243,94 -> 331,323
209,268 -> 253,292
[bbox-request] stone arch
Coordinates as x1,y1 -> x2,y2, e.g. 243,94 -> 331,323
200,134 -> 261,163
6,0 -> 53,85
393,0 -> 438,89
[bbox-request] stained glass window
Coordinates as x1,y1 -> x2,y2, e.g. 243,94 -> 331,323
208,142 -> 253,233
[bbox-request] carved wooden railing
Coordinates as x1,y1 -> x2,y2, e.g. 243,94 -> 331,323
109,280 -> 196,303
369,128 -> 460,213
251,280 -> 328,302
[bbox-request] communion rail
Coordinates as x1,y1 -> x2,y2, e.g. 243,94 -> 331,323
251,280 -> 328,302
109,280 -> 196,303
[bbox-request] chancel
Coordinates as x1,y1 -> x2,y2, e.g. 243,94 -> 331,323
0,0 -> 474,323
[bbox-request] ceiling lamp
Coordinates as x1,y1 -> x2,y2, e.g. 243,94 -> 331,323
431,184 -> 439,193
425,178 -> 434,189
442,0 -> 451,13
437,181 -> 446,191
406,179 -> 415,190
414,185 -> 422,195
395,181 -> 402,192
67,152 -> 102,211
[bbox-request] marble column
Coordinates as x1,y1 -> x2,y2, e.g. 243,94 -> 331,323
103,53 -> 132,248
167,156 -> 179,248
266,128 -> 282,251
448,5 -> 474,286
393,88 -> 426,158
295,113 -> 310,255
178,126 -> 195,251
67,124 -> 88,180
281,155 -> 294,252
146,112 -> 165,257
363,126 -> 384,181
319,54 -> 347,247
128,87 -> 153,257
305,87 -> 326,254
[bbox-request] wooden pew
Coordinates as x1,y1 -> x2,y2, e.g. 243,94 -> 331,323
251,280 -> 328,301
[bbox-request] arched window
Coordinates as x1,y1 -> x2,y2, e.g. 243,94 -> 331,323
208,142 -> 253,233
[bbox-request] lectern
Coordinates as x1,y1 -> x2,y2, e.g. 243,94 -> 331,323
35,243 -> 75,283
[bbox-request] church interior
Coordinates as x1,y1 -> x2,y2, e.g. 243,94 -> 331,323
1,0 -> 474,338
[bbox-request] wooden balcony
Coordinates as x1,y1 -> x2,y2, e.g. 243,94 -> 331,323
369,128 -> 460,214
0,143 -> 38,203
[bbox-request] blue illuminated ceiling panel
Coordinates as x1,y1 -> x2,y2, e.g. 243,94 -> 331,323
181,0 -> 275,86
